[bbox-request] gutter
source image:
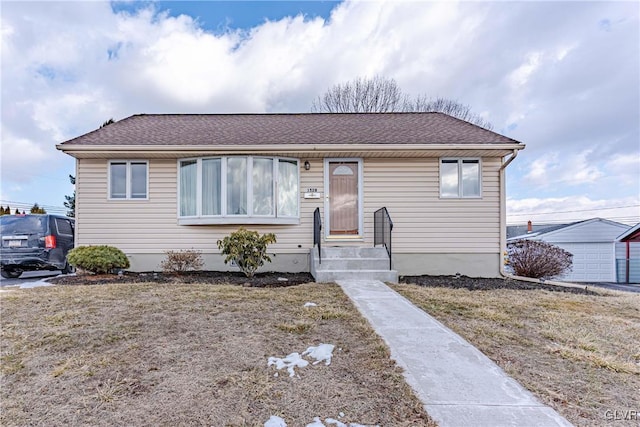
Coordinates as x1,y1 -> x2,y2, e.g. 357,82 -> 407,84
55,142 -> 525,154
498,148 -> 595,292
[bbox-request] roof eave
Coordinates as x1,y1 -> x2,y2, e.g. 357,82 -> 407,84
56,142 -> 525,155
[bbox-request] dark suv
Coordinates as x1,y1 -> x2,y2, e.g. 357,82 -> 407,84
0,214 -> 75,279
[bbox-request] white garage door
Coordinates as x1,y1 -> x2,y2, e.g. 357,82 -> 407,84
552,243 -> 615,282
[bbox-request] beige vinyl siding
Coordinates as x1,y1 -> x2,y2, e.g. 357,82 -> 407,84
362,158 -> 500,253
77,158 -> 317,254
76,156 -> 500,256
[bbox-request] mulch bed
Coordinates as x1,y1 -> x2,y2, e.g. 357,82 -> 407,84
49,271 -> 597,295
400,275 -> 598,295
48,271 -> 314,287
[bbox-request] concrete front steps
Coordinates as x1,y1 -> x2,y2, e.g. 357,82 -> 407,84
310,246 -> 399,283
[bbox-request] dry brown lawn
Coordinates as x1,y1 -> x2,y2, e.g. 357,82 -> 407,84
1,282 -> 434,426
392,283 -> 640,427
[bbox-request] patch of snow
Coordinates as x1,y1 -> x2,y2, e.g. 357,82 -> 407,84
326,419 -> 375,427
303,344 -> 335,365
304,302 -> 317,307
264,415 -> 287,427
19,280 -> 54,289
339,412 -> 345,417
267,416 -> 376,427
268,343 -> 334,376
306,417 -> 326,427
267,352 -> 309,377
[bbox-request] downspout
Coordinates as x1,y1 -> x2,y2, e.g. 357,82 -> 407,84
499,149 -> 519,172
626,241 -> 630,283
498,150 -> 591,291
499,149 -> 518,279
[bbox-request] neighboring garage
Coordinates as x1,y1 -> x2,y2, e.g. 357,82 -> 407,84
616,223 -> 640,284
508,218 -> 630,283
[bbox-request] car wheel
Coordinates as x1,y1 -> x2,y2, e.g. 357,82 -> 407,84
1,269 -> 22,279
62,262 -> 75,275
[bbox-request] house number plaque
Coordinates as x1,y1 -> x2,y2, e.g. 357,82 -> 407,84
304,188 -> 320,199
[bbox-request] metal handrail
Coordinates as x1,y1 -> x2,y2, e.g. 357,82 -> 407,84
374,207 -> 393,270
313,207 -> 322,264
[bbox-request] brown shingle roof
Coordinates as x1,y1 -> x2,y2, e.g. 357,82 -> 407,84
59,113 -> 521,146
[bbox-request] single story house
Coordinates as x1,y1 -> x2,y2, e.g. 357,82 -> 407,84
508,218 -> 630,282
57,113 -> 525,279
615,223 -> 640,283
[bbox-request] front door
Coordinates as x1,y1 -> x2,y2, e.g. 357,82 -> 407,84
325,159 -> 361,237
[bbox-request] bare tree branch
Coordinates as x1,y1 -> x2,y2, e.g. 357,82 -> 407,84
311,76 -> 493,129
409,95 -> 493,130
311,76 -> 407,113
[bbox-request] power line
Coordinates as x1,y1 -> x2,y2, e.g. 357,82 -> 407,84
507,216 -> 639,226
0,172 -> 71,182
0,200 -> 66,210
508,204 -> 640,216
0,200 -> 68,215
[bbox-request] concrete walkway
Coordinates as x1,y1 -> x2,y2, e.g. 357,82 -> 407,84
336,279 -> 572,427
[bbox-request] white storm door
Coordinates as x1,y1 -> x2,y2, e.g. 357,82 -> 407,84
324,159 -> 363,238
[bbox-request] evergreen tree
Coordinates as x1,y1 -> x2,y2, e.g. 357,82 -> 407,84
64,175 -> 76,217
100,118 -> 115,128
30,203 -> 46,214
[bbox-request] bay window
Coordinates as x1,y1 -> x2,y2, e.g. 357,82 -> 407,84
278,159 -> 298,217
202,158 -> 221,215
252,158 -> 273,216
179,160 -> 197,215
178,157 -> 299,224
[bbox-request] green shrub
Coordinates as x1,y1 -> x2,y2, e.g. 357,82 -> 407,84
67,245 -> 130,274
217,228 -> 276,278
160,249 -> 204,273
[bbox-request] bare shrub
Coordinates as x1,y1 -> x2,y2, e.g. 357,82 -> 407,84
507,240 -> 573,279
160,249 -> 204,273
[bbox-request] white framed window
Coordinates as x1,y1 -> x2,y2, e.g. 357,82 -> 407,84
440,158 -> 481,198
109,160 -> 148,200
178,156 -> 299,225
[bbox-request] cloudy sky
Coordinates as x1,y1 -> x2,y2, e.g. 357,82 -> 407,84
1,0 -> 639,225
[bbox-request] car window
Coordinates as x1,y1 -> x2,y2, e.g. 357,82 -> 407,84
54,218 -> 73,236
55,218 -> 73,236
0,216 -> 47,236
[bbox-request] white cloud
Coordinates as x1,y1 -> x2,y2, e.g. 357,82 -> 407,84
0,0 -> 638,219
523,150 -> 604,187
507,195 -> 640,225
0,132 -> 49,180
605,153 -> 640,177
508,51 -> 543,89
